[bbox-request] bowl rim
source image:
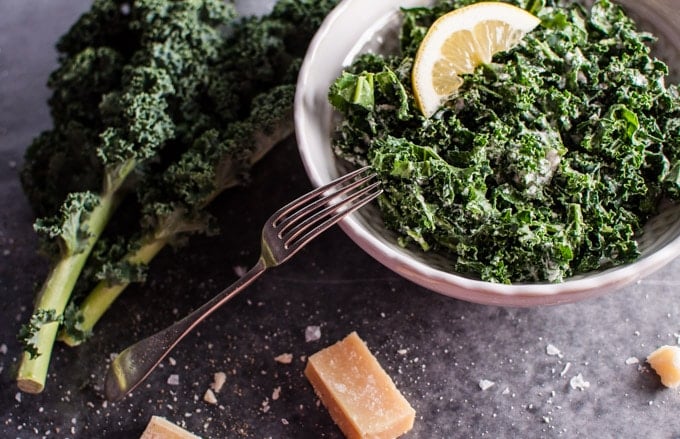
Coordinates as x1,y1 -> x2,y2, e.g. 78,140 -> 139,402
294,0 -> 680,306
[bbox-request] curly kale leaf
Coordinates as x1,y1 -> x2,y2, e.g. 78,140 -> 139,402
17,0 -> 237,389
57,1 -> 341,346
330,0 -> 680,283
138,84 -> 296,241
33,192 -> 101,258
48,46 -> 125,127
18,309 -> 63,359
59,303 -> 90,347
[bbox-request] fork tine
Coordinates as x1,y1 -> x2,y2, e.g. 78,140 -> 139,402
282,181 -> 382,251
271,166 -> 373,228
276,171 -> 377,238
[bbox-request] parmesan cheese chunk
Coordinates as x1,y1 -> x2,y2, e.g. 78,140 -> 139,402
304,332 -> 415,439
139,416 -> 200,439
647,345 -> 680,388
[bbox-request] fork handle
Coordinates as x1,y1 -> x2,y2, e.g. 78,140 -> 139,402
104,258 -> 267,402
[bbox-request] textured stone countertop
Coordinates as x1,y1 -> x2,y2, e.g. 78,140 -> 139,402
2,1 -> 680,438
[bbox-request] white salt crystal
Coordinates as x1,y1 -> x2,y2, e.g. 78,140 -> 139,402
203,389 -> 217,405
569,373 -> 590,391
274,353 -> 293,364
546,344 -> 563,358
167,374 -> 180,386
305,325 -> 321,342
479,379 -> 495,391
272,386 -> 281,401
560,362 -> 572,377
211,372 -> 227,393
625,357 -> 639,365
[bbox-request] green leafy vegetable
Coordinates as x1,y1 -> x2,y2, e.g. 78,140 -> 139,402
55,1 -> 339,347
329,0 -> 680,283
59,85 -> 297,345
17,0 -> 237,393
13,0 -> 339,369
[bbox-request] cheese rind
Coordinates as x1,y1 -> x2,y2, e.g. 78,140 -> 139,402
304,332 -> 416,439
647,345 -> 680,388
139,415 -> 201,439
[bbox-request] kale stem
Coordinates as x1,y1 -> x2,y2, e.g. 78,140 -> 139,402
58,236 -> 168,347
17,191 -> 120,393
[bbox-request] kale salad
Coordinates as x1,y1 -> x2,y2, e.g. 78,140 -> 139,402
328,0 -> 680,283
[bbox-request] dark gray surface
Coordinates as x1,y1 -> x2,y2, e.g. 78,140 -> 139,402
2,1 -> 680,438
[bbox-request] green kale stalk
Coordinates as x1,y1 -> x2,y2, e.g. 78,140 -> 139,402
17,0 -> 235,393
329,0 -> 680,283
49,0 -> 339,346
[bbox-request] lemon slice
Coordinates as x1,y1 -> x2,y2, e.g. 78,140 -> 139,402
412,2 -> 541,117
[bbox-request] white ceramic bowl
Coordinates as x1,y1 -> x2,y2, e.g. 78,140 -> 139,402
295,0 -> 680,306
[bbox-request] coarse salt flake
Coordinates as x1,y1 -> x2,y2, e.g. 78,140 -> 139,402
305,325 -> 321,342
625,357 -> 639,365
274,353 -> 293,364
203,389 -> 218,405
546,344 -> 563,358
167,374 -> 180,386
569,373 -> 590,391
479,379 -> 495,391
211,372 -> 227,393
560,362 -> 571,377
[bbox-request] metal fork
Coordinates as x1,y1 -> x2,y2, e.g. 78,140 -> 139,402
104,166 -> 382,402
